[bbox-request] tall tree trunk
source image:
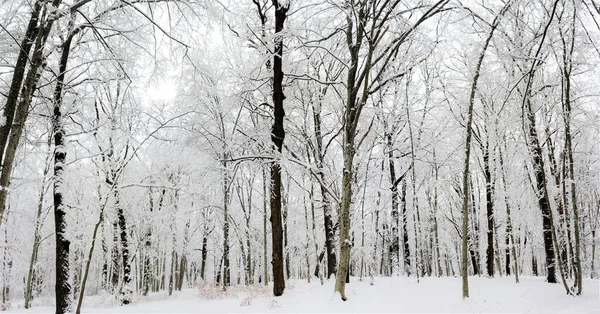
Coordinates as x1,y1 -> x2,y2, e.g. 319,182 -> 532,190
310,181 -> 323,283
560,6 -> 582,293
334,5 -> 364,296
525,97 -> 561,285
222,161 -> 231,288
520,0 -> 562,286
335,132 -> 355,300
200,230 -> 208,281
460,2 -> 510,296
432,155 -> 442,277
371,188 -> 382,284
269,0 -> 289,297
115,187 -> 132,304
401,180 -> 411,276
386,132 -> 400,275
545,128 -> 570,276
483,139 -> 495,277
470,178 -> 481,276
53,28 -> 74,314
2,228 -> 12,306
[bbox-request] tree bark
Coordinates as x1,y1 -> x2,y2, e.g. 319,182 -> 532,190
200,231 -> 208,281
115,187 -> 132,303
270,0 -> 288,297
483,139 -> 495,277
386,132 -> 400,275
53,28 -> 74,314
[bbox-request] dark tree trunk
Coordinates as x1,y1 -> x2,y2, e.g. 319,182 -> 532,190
53,31 -> 73,314
142,189 -> 154,296
101,222 -> 108,290
520,0 -> 560,285
525,97 -> 556,283
483,142 -> 495,277
270,0 -> 288,297
321,183 -> 337,278
401,181 -> 411,275
469,183 -> 480,276
115,188 -> 132,304
200,233 -> 208,281
111,221 -> 120,290
387,133 -> 400,275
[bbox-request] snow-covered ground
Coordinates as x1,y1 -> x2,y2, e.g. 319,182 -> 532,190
7,276 -> 600,313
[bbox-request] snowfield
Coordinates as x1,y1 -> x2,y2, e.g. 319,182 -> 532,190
7,276 -> 600,313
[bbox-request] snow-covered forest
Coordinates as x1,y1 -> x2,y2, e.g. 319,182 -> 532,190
0,0 -> 599,313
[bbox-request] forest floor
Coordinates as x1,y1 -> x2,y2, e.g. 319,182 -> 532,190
7,276 -> 600,313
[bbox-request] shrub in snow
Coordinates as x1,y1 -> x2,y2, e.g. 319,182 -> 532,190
268,299 -> 280,309
198,283 -> 238,300
240,296 -> 253,306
